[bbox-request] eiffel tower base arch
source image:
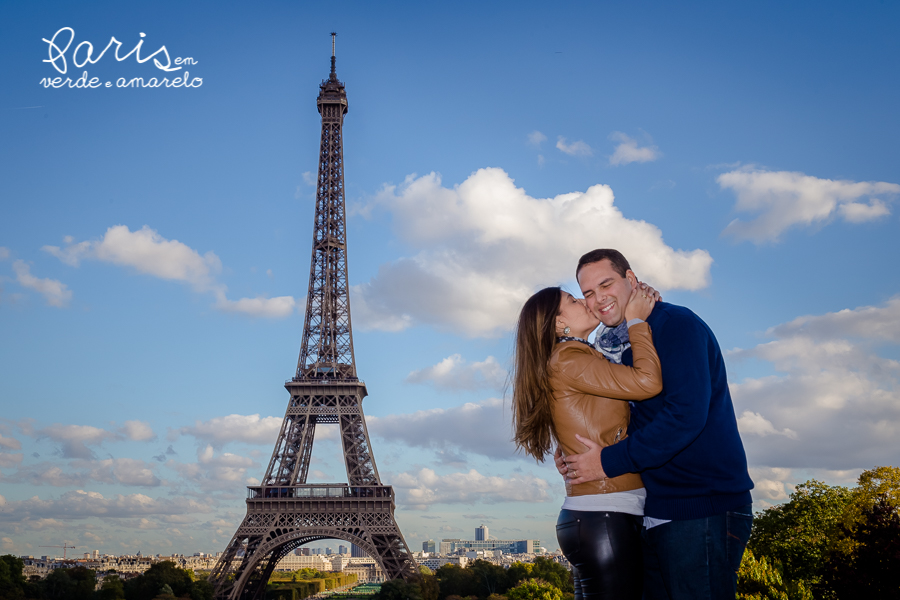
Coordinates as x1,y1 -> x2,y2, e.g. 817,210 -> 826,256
209,485 -> 418,600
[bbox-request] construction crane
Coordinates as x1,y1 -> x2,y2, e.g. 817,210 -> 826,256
39,543 -> 76,560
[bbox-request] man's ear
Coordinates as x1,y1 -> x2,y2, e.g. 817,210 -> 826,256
625,269 -> 638,288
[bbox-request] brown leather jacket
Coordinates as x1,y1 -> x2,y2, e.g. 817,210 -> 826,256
549,322 -> 662,496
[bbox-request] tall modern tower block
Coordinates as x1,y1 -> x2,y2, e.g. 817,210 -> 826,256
208,35 -> 418,600
475,525 -> 488,541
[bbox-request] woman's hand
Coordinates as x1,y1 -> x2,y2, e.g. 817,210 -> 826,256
624,282 -> 657,322
639,281 -> 661,302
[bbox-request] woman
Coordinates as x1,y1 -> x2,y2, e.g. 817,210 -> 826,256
511,284 -> 661,600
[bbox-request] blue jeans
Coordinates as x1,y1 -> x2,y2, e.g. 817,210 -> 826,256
641,505 -> 753,600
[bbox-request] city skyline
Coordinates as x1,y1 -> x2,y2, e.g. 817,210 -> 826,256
2,0 -> 900,557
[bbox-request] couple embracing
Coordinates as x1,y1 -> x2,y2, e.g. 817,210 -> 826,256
512,249 -> 754,600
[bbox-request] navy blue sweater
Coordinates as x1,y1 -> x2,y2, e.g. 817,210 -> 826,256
601,302 -> 753,520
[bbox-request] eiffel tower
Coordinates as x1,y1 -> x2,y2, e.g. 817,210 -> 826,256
209,34 -> 418,600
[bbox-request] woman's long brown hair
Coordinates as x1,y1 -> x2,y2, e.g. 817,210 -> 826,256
511,287 -> 562,462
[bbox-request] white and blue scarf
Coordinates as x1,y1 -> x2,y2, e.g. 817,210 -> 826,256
594,321 -> 630,364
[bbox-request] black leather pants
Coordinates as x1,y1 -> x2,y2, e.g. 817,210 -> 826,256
556,509 -> 643,600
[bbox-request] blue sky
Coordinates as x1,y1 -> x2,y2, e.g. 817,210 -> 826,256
1,0 -> 899,557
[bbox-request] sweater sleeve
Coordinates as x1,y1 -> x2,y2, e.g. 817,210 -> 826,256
601,313 -> 712,477
552,323 -> 662,400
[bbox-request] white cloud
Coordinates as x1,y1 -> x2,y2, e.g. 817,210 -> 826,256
214,293 -> 296,318
0,434 -> 21,450
768,295 -> 900,342
167,445 -> 257,491
390,468 -> 553,509
608,132 -> 660,166
368,398 -> 515,461
353,168 -> 712,336
737,411 -> 797,439
41,225 -> 295,318
839,199 -> 890,223
12,260 -> 72,307
119,420 -> 155,442
0,247 -> 9,260
42,226 -> 222,290
302,171 -> 317,186
84,458 -> 161,486
9,463 -> 86,487
37,424 -> 119,459
42,225 -> 297,318
12,458 -> 162,487
406,355 -> 507,391
177,414 -> 284,447
729,296 -> 900,471
556,137 -> 593,156
0,453 -> 23,468
527,131 -> 547,147
749,467 -> 793,504
0,489 -> 212,521
718,168 -> 899,243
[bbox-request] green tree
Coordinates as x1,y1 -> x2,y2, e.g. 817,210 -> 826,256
123,561 -> 194,600
190,577 -> 215,600
97,573 -> 126,600
467,560 -> 509,597
506,579 -> 561,600
822,495 -> 900,599
737,548 -> 813,600
748,479 -> 852,586
152,582 -> 177,599
39,565 -> 97,600
833,466 -> 900,555
375,577 -> 424,600
435,564 -> 478,599
505,563 -> 533,589
528,558 -> 573,594
417,568 -> 440,600
0,555 -> 27,600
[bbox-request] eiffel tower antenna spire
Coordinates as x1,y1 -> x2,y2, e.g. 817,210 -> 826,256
209,37 -> 417,600
330,32 -> 337,77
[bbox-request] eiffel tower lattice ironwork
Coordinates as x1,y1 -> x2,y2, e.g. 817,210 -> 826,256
209,34 -> 417,600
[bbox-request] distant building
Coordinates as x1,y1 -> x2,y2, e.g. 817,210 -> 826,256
275,554 -> 331,572
475,525 -> 488,541
440,539 -> 541,554
339,545 -> 348,555
422,540 -> 436,553
344,557 -> 385,583
351,544 -> 366,558
419,556 -> 469,572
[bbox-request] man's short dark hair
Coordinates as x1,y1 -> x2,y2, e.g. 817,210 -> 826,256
576,249 -> 632,280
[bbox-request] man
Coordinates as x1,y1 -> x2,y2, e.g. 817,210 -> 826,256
557,249 -> 753,600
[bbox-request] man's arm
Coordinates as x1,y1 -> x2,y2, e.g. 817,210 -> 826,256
562,313 -> 712,484
602,313 -> 712,477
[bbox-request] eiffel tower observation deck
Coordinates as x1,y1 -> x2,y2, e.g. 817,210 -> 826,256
208,34 -> 418,600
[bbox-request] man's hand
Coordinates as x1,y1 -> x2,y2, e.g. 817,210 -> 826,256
563,434 -> 607,485
554,446 -> 569,478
